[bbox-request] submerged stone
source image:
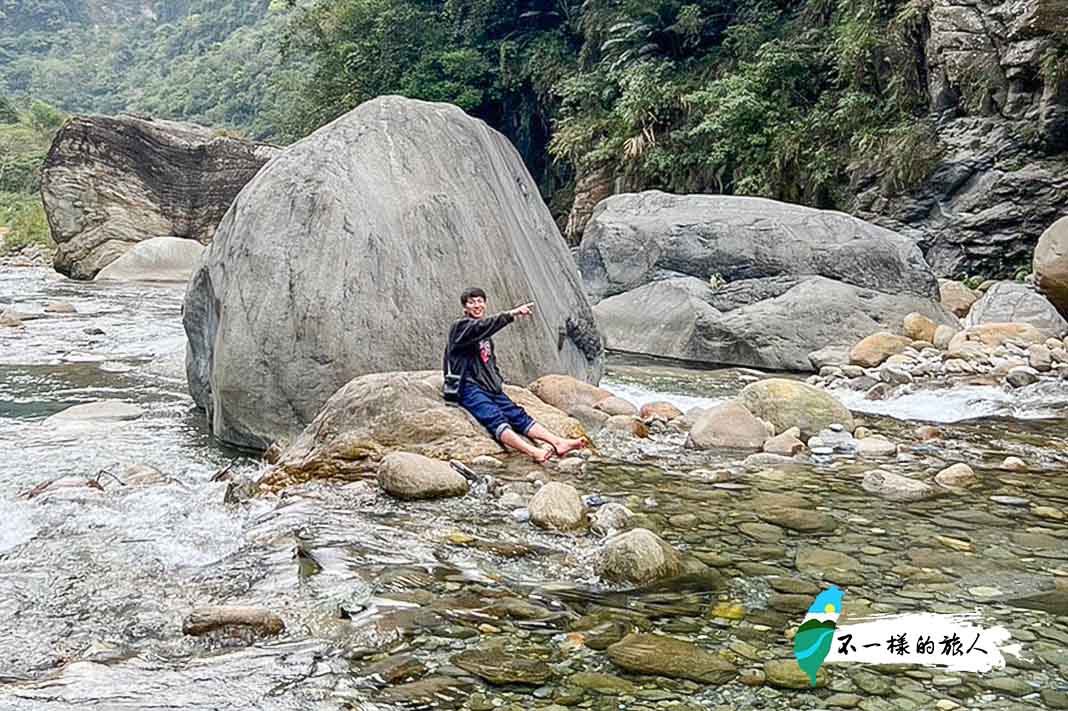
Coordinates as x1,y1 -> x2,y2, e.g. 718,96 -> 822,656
606,633 -> 736,684
451,648 -> 552,685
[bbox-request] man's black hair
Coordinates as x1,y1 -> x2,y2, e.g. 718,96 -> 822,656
460,287 -> 487,306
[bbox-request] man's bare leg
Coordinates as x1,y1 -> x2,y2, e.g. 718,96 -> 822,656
525,423 -> 587,457
500,427 -> 552,462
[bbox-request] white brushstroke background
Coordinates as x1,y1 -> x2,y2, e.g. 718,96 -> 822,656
824,613 -> 1019,673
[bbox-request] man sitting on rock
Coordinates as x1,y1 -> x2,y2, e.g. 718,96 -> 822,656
445,287 -> 587,463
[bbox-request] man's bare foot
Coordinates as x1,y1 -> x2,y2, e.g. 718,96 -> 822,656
531,446 -> 554,464
553,438 -> 588,457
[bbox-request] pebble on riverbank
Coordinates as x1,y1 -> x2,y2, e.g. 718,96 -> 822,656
809,306 -> 1068,398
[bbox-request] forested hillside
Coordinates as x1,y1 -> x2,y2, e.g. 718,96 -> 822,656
0,0 -> 299,139
0,96 -> 63,255
285,0 -> 942,217
2,0 -> 1066,275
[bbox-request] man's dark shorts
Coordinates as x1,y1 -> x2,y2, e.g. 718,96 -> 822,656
458,381 -> 535,440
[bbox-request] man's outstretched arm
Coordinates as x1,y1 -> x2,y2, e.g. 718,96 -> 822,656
451,303 -> 535,347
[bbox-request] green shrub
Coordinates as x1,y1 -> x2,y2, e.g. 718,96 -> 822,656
0,193 -> 53,256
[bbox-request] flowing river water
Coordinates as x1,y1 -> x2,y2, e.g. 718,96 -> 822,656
1,265 -> 1068,710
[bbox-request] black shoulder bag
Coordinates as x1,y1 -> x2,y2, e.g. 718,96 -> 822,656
443,350 -> 466,403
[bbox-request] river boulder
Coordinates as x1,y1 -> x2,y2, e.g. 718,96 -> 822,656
964,282 -> 1068,337
184,96 -> 603,450
527,374 -> 615,414
939,279 -> 981,317
598,529 -> 684,584
94,237 -> 205,282
736,379 -> 853,438
686,401 -> 769,450
528,481 -> 586,531
377,452 -> 469,500
593,275 -> 954,372
578,191 -> 939,303
1035,216 -> 1068,316
41,114 -> 278,280
257,371 -> 585,492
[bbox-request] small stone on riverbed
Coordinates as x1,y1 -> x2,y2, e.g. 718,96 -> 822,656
606,634 -> 736,684
182,606 -> 284,638
856,436 -> 896,458
862,469 -> 936,502
451,648 -> 551,685
990,495 -> 1030,506
45,400 -> 144,425
935,463 -> 977,489
598,528 -> 682,584
764,658 -> 827,689
529,482 -> 585,531
1001,456 -> 1027,471
470,455 -> 504,470
377,452 -> 469,500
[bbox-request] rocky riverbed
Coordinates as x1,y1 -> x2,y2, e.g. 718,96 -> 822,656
2,266 -> 1068,711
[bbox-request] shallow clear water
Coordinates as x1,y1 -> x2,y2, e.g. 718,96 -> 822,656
2,266 -> 1068,710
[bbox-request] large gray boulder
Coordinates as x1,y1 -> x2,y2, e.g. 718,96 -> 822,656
964,281 -> 1068,336
577,191 -> 939,304
41,114 -> 278,280
185,97 -> 603,450
593,275 -> 955,371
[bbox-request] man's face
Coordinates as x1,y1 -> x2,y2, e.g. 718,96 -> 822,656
463,295 -> 486,319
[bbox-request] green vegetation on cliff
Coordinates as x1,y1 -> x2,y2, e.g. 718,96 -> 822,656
0,96 -> 61,255
283,0 -> 941,212
2,0 -> 945,216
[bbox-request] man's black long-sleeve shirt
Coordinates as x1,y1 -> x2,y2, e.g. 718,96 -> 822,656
443,312 -> 515,394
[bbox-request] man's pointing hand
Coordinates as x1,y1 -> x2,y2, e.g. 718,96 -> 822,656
510,302 -> 535,317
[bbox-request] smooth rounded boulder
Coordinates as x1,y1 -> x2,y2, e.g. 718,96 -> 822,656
258,371 -> 585,492
594,275 -> 954,372
902,312 -> 938,343
938,279 -> 980,317
598,529 -> 683,584
1034,216 -> 1068,316
964,282 -> 1068,337
184,96 -> 603,450
850,332 -> 912,367
527,374 -> 615,413
686,401 -> 769,450
580,192 -> 953,372
528,482 -> 585,531
862,470 -> 936,502
377,452 -> 469,500
95,237 -> 205,282
736,379 -> 853,438
639,401 -> 682,421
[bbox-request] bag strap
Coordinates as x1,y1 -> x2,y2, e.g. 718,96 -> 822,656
445,346 -> 468,380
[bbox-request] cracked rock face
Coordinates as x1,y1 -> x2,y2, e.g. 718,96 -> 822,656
184,96 -> 603,451
853,0 -> 1068,277
41,114 -> 278,280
